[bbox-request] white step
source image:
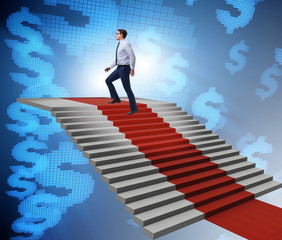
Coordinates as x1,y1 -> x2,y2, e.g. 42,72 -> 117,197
143,209 -> 204,239
157,111 -> 187,117
117,182 -> 176,204
247,180 -> 282,197
193,138 -> 225,148
90,151 -> 145,166
83,145 -> 138,158
181,129 -> 212,137
199,144 -> 232,154
206,149 -> 240,160
78,138 -> 132,151
95,158 -> 151,174
169,119 -> 199,127
229,167 -> 264,181
102,165 -> 159,184
62,121 -> 112,130
175,124 -> 205,132
151,107 -> 182,112
134,199 -> 194,226
213,155 -> 247,167
221,161 -> 256,174
188,133 -> 219,143
72,132 -> 125,143
162,115 -> 193,122
109,173 -> 167,193
125,190 -> 185,215
66,126 -> 119,136
52,110 -> 102,117
237,174 -> 273,189
56,115 -> 107,123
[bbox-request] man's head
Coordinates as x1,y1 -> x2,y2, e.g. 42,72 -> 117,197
116,29 -> 127,40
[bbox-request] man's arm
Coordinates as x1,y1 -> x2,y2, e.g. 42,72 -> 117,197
125,42 -> 136,70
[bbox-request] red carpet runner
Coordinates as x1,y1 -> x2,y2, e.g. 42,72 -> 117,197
64,97 -> 282,240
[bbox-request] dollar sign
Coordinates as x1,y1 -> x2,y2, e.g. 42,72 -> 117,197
236,132 -> 273,170
275,48 -> 282,65
192,87 -> 228,131
159,52 -> 189,96
186,0 -> 198,6
225,40 -> 249,75
255,63 -> 282,101
216,0 -> 263,34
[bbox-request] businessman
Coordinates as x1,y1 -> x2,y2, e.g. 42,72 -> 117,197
105,29 -> 138,115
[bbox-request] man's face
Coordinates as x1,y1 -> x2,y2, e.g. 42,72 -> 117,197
116,31 -> 123,40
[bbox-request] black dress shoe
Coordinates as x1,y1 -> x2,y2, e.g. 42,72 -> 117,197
108,98 -> 121,104
126,109 -> 139,115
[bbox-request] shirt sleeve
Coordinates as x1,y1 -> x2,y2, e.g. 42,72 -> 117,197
108,61 -> 116,69
124,42 -> 136,70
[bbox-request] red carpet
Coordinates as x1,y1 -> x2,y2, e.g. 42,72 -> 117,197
64,97 -> 282,239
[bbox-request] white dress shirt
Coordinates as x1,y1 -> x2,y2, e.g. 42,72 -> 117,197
108,39 -> 136,70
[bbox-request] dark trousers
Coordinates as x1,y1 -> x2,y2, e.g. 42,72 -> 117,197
105,65 -> 137,110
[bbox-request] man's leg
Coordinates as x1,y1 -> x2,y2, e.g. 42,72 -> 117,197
118,66 -> 138,110
105,68 -> 120,99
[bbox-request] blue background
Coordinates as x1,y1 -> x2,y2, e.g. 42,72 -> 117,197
1,0 -> 282,239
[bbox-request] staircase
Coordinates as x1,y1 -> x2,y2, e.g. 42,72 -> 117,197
18,97 -> 282,239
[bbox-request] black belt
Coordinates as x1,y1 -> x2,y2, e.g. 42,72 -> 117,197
117,65 -> 129,67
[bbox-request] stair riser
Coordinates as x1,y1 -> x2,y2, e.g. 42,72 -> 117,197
143,213 -> 205,240
110,176 -> 167,194
209,151 -> 239,161
117,185 -> 175,204
57,116 -> 106,123
83,147 -> 138,158
78,140 -> 131,151
214,157 -> 247,168
175,125 -> 205,132
163,116 -> 193,122
232,169 -> 264,182
151,107 -> 182,112
125,194 -> 185,215
135,204 -> 193,227
62,122 -> 112,130
189,135 -> 219,143
52,111 -> 102,117
170,121 -> 199,127
72,134 -> 125,144
90,153 -> 145,166
194,140 -> 226,148
66,127 -> 118,136
96,160 -> 152,175
102,168 -> 159,184
182,130 -> 212,137
102,108 -> 152,115
224,163 -> 256,174
157,111 -> 187,117
243,176 -> 273,190
201,145 -> 232,154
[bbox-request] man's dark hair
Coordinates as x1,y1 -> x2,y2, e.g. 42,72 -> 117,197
118,29 -> 127,38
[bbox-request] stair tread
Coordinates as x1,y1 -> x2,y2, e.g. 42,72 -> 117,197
84,144 -> 138,154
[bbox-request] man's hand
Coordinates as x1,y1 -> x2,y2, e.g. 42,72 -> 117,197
130,69 -> 135,77
105,67 -> 110,72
